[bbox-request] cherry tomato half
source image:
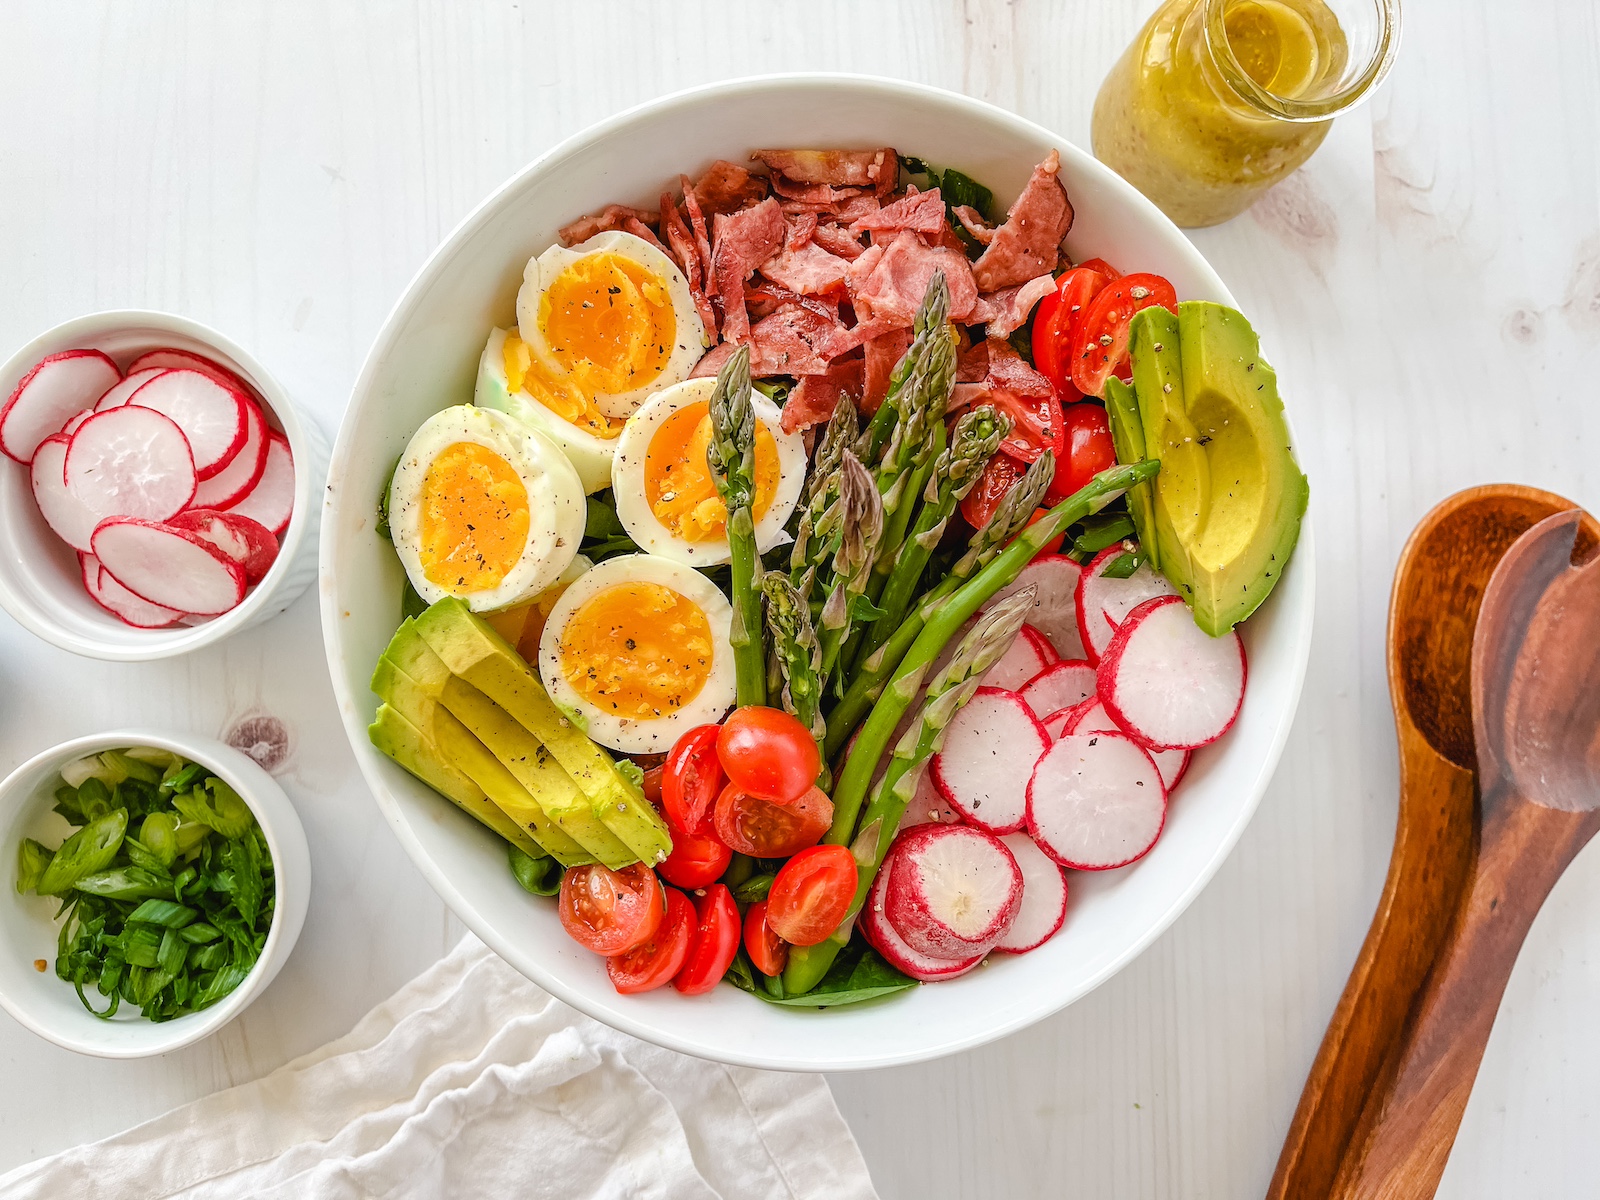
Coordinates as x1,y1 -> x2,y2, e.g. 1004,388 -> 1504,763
1067,273 -> 1178,398
607,886 -> 694,994
662,724 -> 725,837
657,823 -> 733,890
640,765 -> 664,807
714,783 -> 834,858
1074,257 -> 1121,279
1026,508 -> 1067,557
1046,402 -> 1119,504
1033,267 -> 1110,398
766,845 -> 859,947
674,884 -> 741,995
716,706 -> 820,804
987,385 -> 1065,466
743,900 -> 789,977
959,451 -> 1027,531
558,862 -> 665,957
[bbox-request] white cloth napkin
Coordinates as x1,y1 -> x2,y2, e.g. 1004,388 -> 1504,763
0,936 -> 878,1200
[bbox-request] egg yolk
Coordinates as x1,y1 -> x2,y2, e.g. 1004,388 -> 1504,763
503,330 -> 624,440
558,582 -> 714,720
538,252 -> 675,397
418,442 -> 530,593
644,401 -> 780,542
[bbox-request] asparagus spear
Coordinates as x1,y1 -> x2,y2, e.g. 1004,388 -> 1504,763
790,393 -> 858,595
782,588 -> 1036,995
855,271 -> 952,468
706,345 -> 766,707
821,458 -> 1161,845
762,574 -> 824,744
823,448 -> 1056,759
856,405 -> 1007,665
814,451 -> 883,685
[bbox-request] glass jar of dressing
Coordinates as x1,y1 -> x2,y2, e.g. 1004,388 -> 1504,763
1092,0 -> 1400,227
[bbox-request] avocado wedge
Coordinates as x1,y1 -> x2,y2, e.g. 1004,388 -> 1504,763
1126,301 -> 1308,636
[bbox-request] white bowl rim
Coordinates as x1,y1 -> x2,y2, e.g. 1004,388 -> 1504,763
0,309 -> 319,662
0,727 -> 307,1058
323,72 -> 1316,1071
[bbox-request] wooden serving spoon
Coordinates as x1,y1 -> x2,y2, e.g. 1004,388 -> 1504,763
1268,486 -> 1600,1200
1327,509 -> 1600,1196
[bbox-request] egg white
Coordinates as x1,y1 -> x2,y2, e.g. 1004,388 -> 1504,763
611,377 -> 808,568
474,327 -> 615,494
516,231 -> 709,421
538,553 -> 736,753
388,405 -> 585,613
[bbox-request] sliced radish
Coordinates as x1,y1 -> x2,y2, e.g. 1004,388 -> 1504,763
1,350 -> 121,463
93,368 -> 167,412
1019,658 -> 1097,718
30,434 -> 99,552
91,519 -> 246,615
981,624 -> 1057,690
223,433 -> 294,536
930,687 -> 1049,834
61,409 -> 95,436
191,399 -> 268,509
1099,595 -> 1246,750
65,406 -> 196,523
1077,545 -> 1179,662
126,347 -> 248,392
1061,695 -> 1192,793
1039,706 -> 1078,739
885,823 -> 1022,958
80,552 -> 183,628
168,508 -> 278,583
986,554 -> 1086,659
127,369 -> 247,479
861,853 -> 985,981
894,765 -> 962,835
993,833 -> 1069,953
1028,732 -> 1167,870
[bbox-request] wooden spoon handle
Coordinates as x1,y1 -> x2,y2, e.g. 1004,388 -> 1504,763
1330,795 -> 1600,1198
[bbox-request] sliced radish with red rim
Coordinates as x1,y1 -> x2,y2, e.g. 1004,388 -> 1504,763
985,555 -> 1085,659
223,432 -> 294,536
894,766 -> 962,835
93,368 -> 167,412
1099,595 -> 1246,750
1076,545 -> 1179,662
127,347 -> 248,393
861,854 -> 985,982
191,398 -> 268,509
1062,695 -> 1192,792
80,551 -> 184,628
65,406 -> 196,523
127,369 -> 247,479
885,823 -> 1022,958
1028,731 -> 1167,870
1,350 -> 121,463
91,519 -> 246,615
930,687 -> 1049,834
1019,658 -> 1096,718
993,832 -> 1069,954
168,509 -> 278,583
30,435 -> 99,552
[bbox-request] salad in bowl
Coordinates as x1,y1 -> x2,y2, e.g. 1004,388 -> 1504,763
324,76 -> 1313,1069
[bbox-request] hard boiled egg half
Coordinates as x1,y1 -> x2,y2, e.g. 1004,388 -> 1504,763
538,553 -> 736,753
516,230 -> 708,423
475,328 -> 615,494
388,405 -> 585,612
612,377 -> 808,567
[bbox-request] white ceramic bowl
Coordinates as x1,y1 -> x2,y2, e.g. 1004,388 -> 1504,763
0,311 -> 326,661
322,75 -> 1315,1071
0,729 -> 311,1057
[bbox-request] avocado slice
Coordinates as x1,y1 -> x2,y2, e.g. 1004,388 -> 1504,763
412,598 -> 672,866
1127,301 -> 1308,636
1101,376 -> 1158,572
376,627 -> 630,868
368,703 -> 548,860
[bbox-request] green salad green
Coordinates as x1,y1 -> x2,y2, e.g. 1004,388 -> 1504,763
15,747 -> 275,1022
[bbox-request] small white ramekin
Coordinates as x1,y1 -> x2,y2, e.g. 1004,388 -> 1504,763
0,311 -> 325,660
0,729 -> 311,1058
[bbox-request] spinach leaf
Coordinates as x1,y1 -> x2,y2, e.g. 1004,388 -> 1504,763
753,941 -> 918,1008
508,845 -> 563,897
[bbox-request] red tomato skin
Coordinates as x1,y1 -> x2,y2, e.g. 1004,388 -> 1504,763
1026,508 -> 1067,557
1047,403 -> 1119,503
716,707 -> 820,804
640,765 -> 664,807
1074,257 -> 1121,279
959,451 -> 1027,530
743,900 -> 789,977
657,825 -> 733,890
558,863 -> 665,957
662,725 -> 725,837
608,887 -> 694,994
988,386 -> 1065,466
1033,267 -> 1110,398
674,884 -> 741,995
1067,273 -> 1178,398
713,783 -> 834,858
766,845 -> 859,947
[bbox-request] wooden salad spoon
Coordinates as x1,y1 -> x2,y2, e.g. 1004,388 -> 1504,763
1328,507 -> 1600,1196
1267,486 -> 1600,1200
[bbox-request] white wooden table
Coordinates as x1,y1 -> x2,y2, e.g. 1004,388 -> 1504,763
2,2 -> 1596,1195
